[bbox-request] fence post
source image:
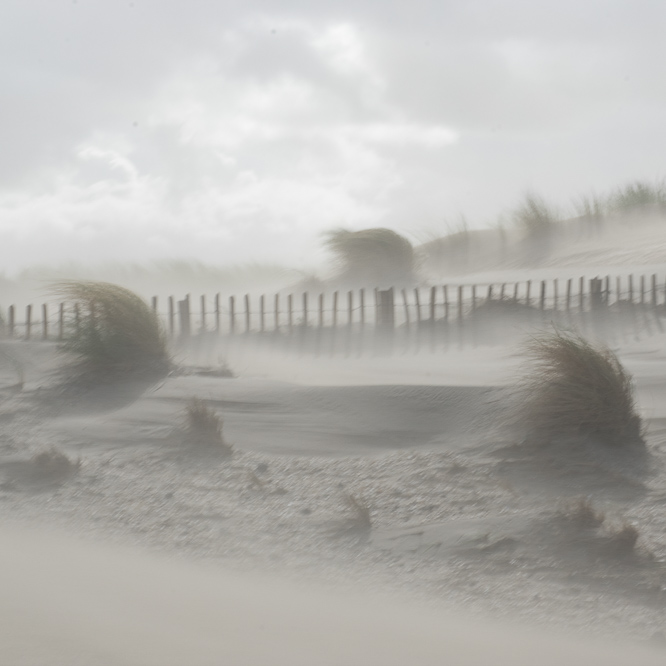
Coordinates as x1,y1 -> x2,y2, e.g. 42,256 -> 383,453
347,291 -> 353,326
443,285 -> 449,320
640,275 -> 645,305
359,289 -> 365,327
178,296 -> 191,337
215,293 -> 220,333
553,279 -> 558,310
605,276 -> 611,305
8,305 -> 14,337
302,293 -> 308,328
487,284 -> 493,301
74,303 -> 80,336
628,275 -> 634,302
414,288 -> 421,325
200,295 -> 206,332
472,284 -> 477,311
168,296 -> 175,337
579,277 -> 585,311
652,274 -> 658,308
539,281 -> 546,310
25,305 -> 32,340
590,278 -> 603,310
58,303 -> 65,341
377,288 -> 395,329
288,294 -> 294,333
499,283 -> 506,300
260,295 -> 265,333
525,280 -> 531,307
42,304 -> 48,340
229,296 -> 236,335
430,286 -> 436,323
274,294 -> 280,331
566,279 -> 572,310
244,294 -> 251,333
319,294 -> 325,328
151,296 -> 157,313
401,289 -> 410,327
616,276 -> 622,304
513,282 -> 519,301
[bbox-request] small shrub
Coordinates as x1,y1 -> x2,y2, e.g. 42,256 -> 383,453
184,398 -> 232,455
329,493 -> 372,542
559,497 -> 605,527
516,330 -> 644,446
29,448 -> 80,481
604,522 -> 640,556
52,280 -> 169,376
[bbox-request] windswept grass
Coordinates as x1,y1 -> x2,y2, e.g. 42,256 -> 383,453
325,228 -> 417,286
52,280 -> 169,376
513,192 -> 559,240
516,330 -> 644,446
608,180 -> 666,215
328,493 -> 372,542
183,397 -> 232,455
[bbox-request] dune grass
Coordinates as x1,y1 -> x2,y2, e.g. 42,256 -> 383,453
183,397 -> 232,455
513,192 -> 560,240
325,228 -> 417,285
52,280 -> 169,376
517,330 -> 644,446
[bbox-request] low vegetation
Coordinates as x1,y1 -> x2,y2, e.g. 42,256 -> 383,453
328,492 -> 372,542
516,330 -> 644,446
325,228 -> 417,286
29,447 -> 80,482
183,397 -> 232,455
52,280 -> 169,377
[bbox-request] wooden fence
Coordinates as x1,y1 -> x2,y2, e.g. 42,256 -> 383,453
2,274 -> 666,354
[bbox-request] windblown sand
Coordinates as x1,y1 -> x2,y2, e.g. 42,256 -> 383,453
1,327 -> 666,663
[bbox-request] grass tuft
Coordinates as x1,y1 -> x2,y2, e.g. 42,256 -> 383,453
513,192 -> 559,240
559,496 -> 605,527
29,447 -> 80,482
51,280 -> 169,376
516,330 -> 644,446
328,493 -> 372,542
604,522 -> 640,556
184,397 -> 232,455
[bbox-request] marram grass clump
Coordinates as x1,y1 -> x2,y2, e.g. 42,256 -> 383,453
183,397 -> 232,455
516,330 -> 644,446
52,280 -> 169,376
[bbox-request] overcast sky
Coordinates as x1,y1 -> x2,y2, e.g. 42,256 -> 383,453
1,0 -> 665,273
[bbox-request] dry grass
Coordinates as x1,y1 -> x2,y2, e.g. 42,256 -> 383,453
325,228 -> 416,286
29,448 -> 80,482
184,398 -> 232,455
329,493 -> 372,542
559,496 -> 605,527
603,522 -> 640,556
516,330 -> 644,446
52,280 -> 169,376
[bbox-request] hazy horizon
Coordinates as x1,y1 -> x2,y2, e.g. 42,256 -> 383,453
2,1 -> 666,272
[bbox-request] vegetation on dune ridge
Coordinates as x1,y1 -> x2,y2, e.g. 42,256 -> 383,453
325,228 -> 417,286
52,280 -> 170,376
515,330 -> 644,447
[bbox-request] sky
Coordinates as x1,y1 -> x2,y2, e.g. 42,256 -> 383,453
1,0 -> 666,274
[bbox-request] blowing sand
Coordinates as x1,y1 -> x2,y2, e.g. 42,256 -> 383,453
1,327 -> 666,663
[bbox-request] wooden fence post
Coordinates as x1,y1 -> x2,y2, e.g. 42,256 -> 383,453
347,291 -> 353,326
590,278 -> 603,310
539,280 -> 546,310
513,282 -> 519,301
579,277 -> 585,311
274,294 -> 280,331
499,283 -> 506,300
151,296 -> 157,313
318,294 -> 324,328
652,274 -> 658,308
178,296 -> 191,337
640,275 -> 645,305
359,289 -> 365,327
8,305 -> 14,338
628,275 -> 634,302
472,284 -> 477,311
288,294 -> 294,333
332,292 -> 338,329
414,288 -> 422,325
302,293 -> 308,328
200,295 -> 206,331
229,296 -> 236,335
260,295 -> 265,333
168,296 -> 175,337
377,288 -> 395,329
58,303 -> 65,341
215,293 -> 220,333
487,284 -> 493,301
25,305 -> 32,340
553,279 -> 558,310
244,294 -> 251,333
402,289 -> 410,327
42,304 -> 48,340
616,276 -> 622,304
443,285 -> 449,320
430,286 -> 436,323
566,279 -> 572,310
525,280 -> 531,307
